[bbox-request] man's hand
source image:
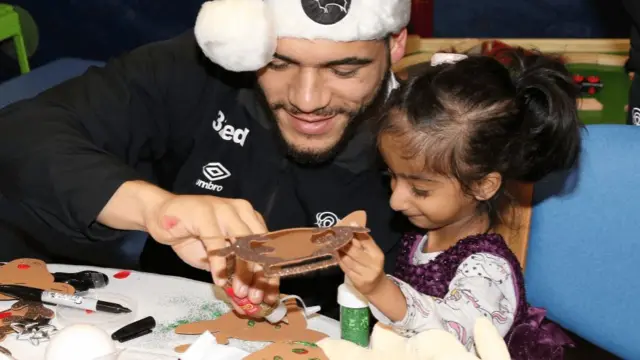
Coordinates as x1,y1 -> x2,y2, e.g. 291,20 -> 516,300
337,237 -> 386,296
97,181 -> 280,308
144,194 -> 280,306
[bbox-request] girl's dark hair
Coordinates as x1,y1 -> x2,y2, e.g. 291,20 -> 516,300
378,48 -> 583,225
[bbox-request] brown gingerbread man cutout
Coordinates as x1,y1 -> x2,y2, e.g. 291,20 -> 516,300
243,340 -> 329,360
0,258 -> 75,301
0,300 -> 55,342
174,299 -> 328,353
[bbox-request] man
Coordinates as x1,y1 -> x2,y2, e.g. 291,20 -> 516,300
0,0 -> 411,318
623,0 -> 640,125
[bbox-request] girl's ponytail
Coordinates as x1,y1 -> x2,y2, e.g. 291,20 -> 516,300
500,49 -> 583,182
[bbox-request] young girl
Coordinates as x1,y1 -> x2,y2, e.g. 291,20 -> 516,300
337,48 -> 581,359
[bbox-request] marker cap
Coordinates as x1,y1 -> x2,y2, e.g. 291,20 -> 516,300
111,316 -> 156,343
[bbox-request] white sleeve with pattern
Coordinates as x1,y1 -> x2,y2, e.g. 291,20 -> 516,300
369,252 -> 518,351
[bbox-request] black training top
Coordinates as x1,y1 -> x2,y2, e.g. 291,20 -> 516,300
0,31 -> 407,318
623,0 -> 640,71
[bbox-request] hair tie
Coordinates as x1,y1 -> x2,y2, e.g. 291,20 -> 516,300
431,53 -> 468,66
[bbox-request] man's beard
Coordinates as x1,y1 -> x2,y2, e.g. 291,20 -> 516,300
266,69 -> 393,165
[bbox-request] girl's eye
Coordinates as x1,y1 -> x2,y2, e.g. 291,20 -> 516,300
267,62 -> 290,70
411,187 -> 430,198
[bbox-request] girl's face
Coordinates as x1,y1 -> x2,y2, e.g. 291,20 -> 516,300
379,133 -> 480,231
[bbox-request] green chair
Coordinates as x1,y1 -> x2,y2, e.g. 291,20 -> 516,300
0,3 -> 29,73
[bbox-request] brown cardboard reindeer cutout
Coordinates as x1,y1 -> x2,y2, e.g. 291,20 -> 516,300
211,210 -> 369,277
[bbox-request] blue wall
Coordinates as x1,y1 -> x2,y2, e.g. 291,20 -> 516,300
0,0 -> 632,78
433,0 -> 631,38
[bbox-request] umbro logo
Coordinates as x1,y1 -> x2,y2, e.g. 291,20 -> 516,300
195,162 -> 231,192
202,162 -> 231,181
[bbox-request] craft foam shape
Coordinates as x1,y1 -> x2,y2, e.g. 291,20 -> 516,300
174,298 -> 328,352
317,317 -> 511,360
243,340 -> 329,360
0,259 -> 75,301
211,210 -> 369,277
0,300 -> 55,342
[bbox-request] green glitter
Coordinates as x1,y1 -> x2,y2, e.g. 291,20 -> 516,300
247,320 -> 256,327
340,306 -> 370,347
157,299 -> 229,333
291,348 -> 308,354
273,356 -> 283,360
291,341 -> 317,347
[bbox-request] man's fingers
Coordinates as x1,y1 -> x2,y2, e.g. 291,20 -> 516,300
230,200 -> 267,234
248,266 -> 267,305
229,299 -> 247,315
171,239 -> 210,271
262,273 -> 280,305
215,203 -> 253,237
196,214 -> 228,286
254,210 -> 268,229
232,259 -> 254,298
202,237 -> 229,287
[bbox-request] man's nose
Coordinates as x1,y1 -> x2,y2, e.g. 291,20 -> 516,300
288,68 -> 331,113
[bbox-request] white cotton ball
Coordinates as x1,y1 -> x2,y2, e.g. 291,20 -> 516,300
194,0 -> 277,72
45,324 -> 118,360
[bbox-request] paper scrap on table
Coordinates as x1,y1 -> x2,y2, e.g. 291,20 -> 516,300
181,331 -> 250,360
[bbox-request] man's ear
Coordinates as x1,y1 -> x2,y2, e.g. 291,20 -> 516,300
389,28 -> 408,64
473,172 -> 502,201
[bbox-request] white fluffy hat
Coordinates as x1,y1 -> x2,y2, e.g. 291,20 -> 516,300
194,0 -> 412,72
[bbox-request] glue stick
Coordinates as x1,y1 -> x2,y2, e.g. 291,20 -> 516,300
337,282 -> 370,347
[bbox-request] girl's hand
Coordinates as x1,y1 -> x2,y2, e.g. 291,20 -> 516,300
337,237 -> 386,296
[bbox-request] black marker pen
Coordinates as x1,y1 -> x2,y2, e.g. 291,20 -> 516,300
0,285 -> 131,314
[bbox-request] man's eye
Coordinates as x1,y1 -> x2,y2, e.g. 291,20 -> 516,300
331,68 -> 358,78
267,62 -> 290,70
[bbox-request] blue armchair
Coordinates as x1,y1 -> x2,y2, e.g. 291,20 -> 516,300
526,124 -> 640,359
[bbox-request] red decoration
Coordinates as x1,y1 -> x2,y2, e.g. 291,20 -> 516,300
17,264 -> 30,270
113,271 -> 131,279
